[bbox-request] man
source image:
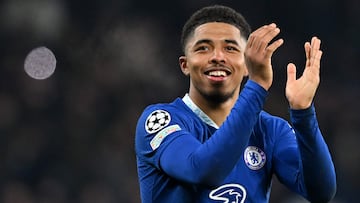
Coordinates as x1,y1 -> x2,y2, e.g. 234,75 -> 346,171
135,5 -> 336,203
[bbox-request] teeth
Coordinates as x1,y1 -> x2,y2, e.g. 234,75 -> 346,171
208,70 -> 227,77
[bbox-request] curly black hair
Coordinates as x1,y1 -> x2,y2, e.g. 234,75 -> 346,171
181,5 -> 251,53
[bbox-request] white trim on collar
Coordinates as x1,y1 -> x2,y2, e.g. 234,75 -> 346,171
182,94 -> 219,129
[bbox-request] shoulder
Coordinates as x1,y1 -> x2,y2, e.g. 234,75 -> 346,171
135,98 -> 195,153
258,111 -> 289,125
256,111 -> 294,138
138,98 -> 192,131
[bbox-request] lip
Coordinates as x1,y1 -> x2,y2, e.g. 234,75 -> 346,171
204,67 -> 231,82
206,75 -> 227,82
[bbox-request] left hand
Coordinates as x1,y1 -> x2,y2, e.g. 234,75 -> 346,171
285,37 -> 323,109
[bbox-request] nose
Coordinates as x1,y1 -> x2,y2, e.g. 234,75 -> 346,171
209,48 -> 225,64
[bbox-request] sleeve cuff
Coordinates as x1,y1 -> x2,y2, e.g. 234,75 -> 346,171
244,79 -> 268,99
290,103 -> 315,119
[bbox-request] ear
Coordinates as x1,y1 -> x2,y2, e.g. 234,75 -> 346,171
243,63 -> 249,77
179,56 -> 190,76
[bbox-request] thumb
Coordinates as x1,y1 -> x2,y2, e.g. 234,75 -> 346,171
286,63 -> 296,85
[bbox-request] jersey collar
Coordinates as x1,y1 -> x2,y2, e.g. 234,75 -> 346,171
182,94 -> 219,129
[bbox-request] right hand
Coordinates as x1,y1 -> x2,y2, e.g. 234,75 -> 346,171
244,23 -> 283,90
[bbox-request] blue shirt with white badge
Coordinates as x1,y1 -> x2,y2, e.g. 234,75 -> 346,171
135,80 -> 336,203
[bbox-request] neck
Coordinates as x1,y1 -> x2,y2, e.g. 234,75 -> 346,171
188,91 -> 239,127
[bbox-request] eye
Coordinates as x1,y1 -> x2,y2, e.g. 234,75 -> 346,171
195,45 -> 210,52
225,46 -> 239,52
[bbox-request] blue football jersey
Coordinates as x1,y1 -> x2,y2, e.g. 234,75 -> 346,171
135,80 -> 336,203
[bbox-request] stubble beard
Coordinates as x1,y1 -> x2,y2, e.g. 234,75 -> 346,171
198,86 -> 237,105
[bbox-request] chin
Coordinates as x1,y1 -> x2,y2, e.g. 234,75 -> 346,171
202,90 -> 235,104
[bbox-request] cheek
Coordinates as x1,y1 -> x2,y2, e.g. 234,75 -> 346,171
187,58 -> 205,73
232,57 -> 246,71
232,63 -> 248,80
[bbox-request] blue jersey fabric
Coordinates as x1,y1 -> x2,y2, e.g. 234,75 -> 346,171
135,80 -> 336,203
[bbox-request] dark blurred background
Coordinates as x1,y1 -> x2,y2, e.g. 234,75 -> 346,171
0,0 -> 359,202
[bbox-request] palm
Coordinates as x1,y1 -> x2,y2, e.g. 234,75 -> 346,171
285,37 -> 322,109
245,23 -> 283,90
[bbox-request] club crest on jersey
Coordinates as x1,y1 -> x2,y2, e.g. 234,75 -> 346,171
244,146 -> 266,170
209,183 -> 247,203
145,110 -> 171,134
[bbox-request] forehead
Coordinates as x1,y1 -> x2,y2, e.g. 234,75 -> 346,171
185,22 -> 246,51
192,22 -> 242,41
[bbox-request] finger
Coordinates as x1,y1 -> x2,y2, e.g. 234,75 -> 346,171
264,38 -> 284,58
247,24 -> 271,48
258,26 -> 281,52
304,42 -> 311,67
254,23 -> 277,38
248,23 -> 279,51
309,37 -> 322,69
312,49 -> 323,72
310,37 -> 321,61
311,36 -> 321,51
286,63 -> 297,85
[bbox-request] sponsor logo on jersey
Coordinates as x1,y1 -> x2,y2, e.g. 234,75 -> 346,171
244,146 -> 266,170
145,110 -> 171,134
150,124 -> 181,150
209,183 -> 247,203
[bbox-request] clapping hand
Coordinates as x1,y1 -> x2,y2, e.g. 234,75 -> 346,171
286,37 -> 323,109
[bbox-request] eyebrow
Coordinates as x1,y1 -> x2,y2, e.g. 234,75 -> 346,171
193,39 -> 240,47
224,39 -> 239,46
194,39 -> 212,47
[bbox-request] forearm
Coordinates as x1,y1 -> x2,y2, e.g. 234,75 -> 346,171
290,105 -> 336,202
161,80 -> 267,186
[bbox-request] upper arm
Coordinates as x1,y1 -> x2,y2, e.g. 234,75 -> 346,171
135,106 -> 213,184
135,106 -> 190,170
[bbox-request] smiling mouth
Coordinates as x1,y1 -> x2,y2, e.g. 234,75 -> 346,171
205,70 -> 231,77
